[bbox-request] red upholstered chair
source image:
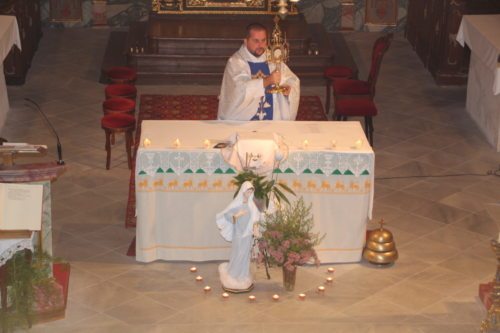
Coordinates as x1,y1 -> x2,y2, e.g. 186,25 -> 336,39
102,97 -> 136,115
105,84 -> 137,100
106,66 -> 137,84
101,114 -> 136,170
334,99 -> 378,146
323,65 -> 355,116
332,33 -> 393,101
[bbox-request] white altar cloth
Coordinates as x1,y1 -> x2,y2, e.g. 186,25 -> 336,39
0,15 -> 21,131
135,120 -> 374,264
457,15 -> 500,151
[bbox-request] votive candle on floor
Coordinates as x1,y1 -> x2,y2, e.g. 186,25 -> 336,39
189,266 -> 197,273
327,267 -> 335,273
317,286 -> 325,292
298,293 -> 306,300
326,277 -> 333,283
222,292 -> 229,299
203,286 -> 211,292
272,294 -> 280,301
195,275 -> 203,282
248,295 -> 256,301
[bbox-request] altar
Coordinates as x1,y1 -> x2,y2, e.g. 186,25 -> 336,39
0,15 -> 20,131
457,15 -> 500,151
135,120 -> 374,264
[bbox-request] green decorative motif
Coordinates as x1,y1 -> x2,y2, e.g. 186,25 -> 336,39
361,170 -> 370,175
156,167 -> 164,173
214,168 -> 224,174
303,168 -> 312,174
343,170 -> 354,175
185,169 -> 194,174
284,168 -> 294,174
332,170 -> 342,175
195,169 -> 205,174
166,168 -> 175,173
314,169 -> 324,174
225,168 -> 236,174
273,168 -> 283,174
138,170 -> 147,175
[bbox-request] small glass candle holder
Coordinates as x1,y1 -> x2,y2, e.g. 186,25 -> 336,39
326,277 -> 333,284
203,286 -> 211,292
248,295 -> 256,301
298,293 -> 306,300
190,266 -> 197,273
195,276 -> 203,282
222,292 -> 230,299
327,267 -> 335,274
317,286 -> 325,293
272,294 -> 280,301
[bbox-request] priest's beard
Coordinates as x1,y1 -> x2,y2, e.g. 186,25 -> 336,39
249,48 -> 265,58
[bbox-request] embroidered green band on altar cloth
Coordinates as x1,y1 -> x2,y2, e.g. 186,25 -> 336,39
136,150 -> 373,178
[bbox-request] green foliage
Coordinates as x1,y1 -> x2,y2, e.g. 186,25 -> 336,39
1,251 -> 56,332
233,170 -> 295,209
258,197 -> 324,270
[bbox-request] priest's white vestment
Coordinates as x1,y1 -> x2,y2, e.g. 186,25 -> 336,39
218,44 -> 300,121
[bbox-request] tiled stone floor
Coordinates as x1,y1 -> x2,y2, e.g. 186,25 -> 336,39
2,28 -> 500,332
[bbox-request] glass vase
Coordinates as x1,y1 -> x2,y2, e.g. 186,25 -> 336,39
282,265 -> 297,291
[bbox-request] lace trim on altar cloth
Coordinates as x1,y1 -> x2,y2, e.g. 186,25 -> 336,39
0,237 -> 34,266
136,151 -> 374,178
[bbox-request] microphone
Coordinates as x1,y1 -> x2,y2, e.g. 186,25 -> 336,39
24,98 -> 64,165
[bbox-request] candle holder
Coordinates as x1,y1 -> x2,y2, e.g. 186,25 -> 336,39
480,239 -> 500,332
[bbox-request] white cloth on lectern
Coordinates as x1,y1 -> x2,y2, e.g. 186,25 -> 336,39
217,44 -> 300,121
216,181 -> 260,290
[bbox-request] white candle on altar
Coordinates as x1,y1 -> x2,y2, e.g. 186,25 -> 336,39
303,139 -> 309,149
143,138 -> 151,147
203,139 -> 211,149
354,139 -> 363,149
331,140 -> 336,149
173,138 -> 181,148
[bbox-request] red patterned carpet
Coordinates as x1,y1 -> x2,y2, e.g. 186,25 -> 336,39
125,95 -> 326,244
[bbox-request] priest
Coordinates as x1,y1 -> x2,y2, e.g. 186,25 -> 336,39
217,23 -> 300,121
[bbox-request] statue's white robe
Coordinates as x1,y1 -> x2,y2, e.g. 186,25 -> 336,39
218,44 -> 300,121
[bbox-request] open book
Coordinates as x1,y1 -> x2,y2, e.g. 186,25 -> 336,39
0,183 -> 43,238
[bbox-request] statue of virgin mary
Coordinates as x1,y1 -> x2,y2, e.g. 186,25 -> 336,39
216,181 -> 261,292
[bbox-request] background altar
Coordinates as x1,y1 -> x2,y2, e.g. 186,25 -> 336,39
135,120 -> 374,264
457,15 -> 500,151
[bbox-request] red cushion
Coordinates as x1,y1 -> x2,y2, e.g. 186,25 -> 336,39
107,66 -> 137,81
101,113 -> 136,129
333,79 -> 370,96
103,97 -> 136,112
335,99 -> 378,117
324,66 -> 354,79
105,84 -> 137,99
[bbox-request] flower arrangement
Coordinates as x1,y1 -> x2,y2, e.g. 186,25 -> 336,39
257,197 -> 324,272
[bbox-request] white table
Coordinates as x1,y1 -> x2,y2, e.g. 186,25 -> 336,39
135,120 -> 374,264
0,15 -> 21,131
457,15 -> 500,151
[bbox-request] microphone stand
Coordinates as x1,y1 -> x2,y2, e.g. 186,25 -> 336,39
24,98 -> 65,165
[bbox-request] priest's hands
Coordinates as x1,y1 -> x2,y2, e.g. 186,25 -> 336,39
281,85 -> 291,96
263,70 -> 281,88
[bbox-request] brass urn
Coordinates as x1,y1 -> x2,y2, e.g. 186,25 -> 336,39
363,219 -> 398,265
